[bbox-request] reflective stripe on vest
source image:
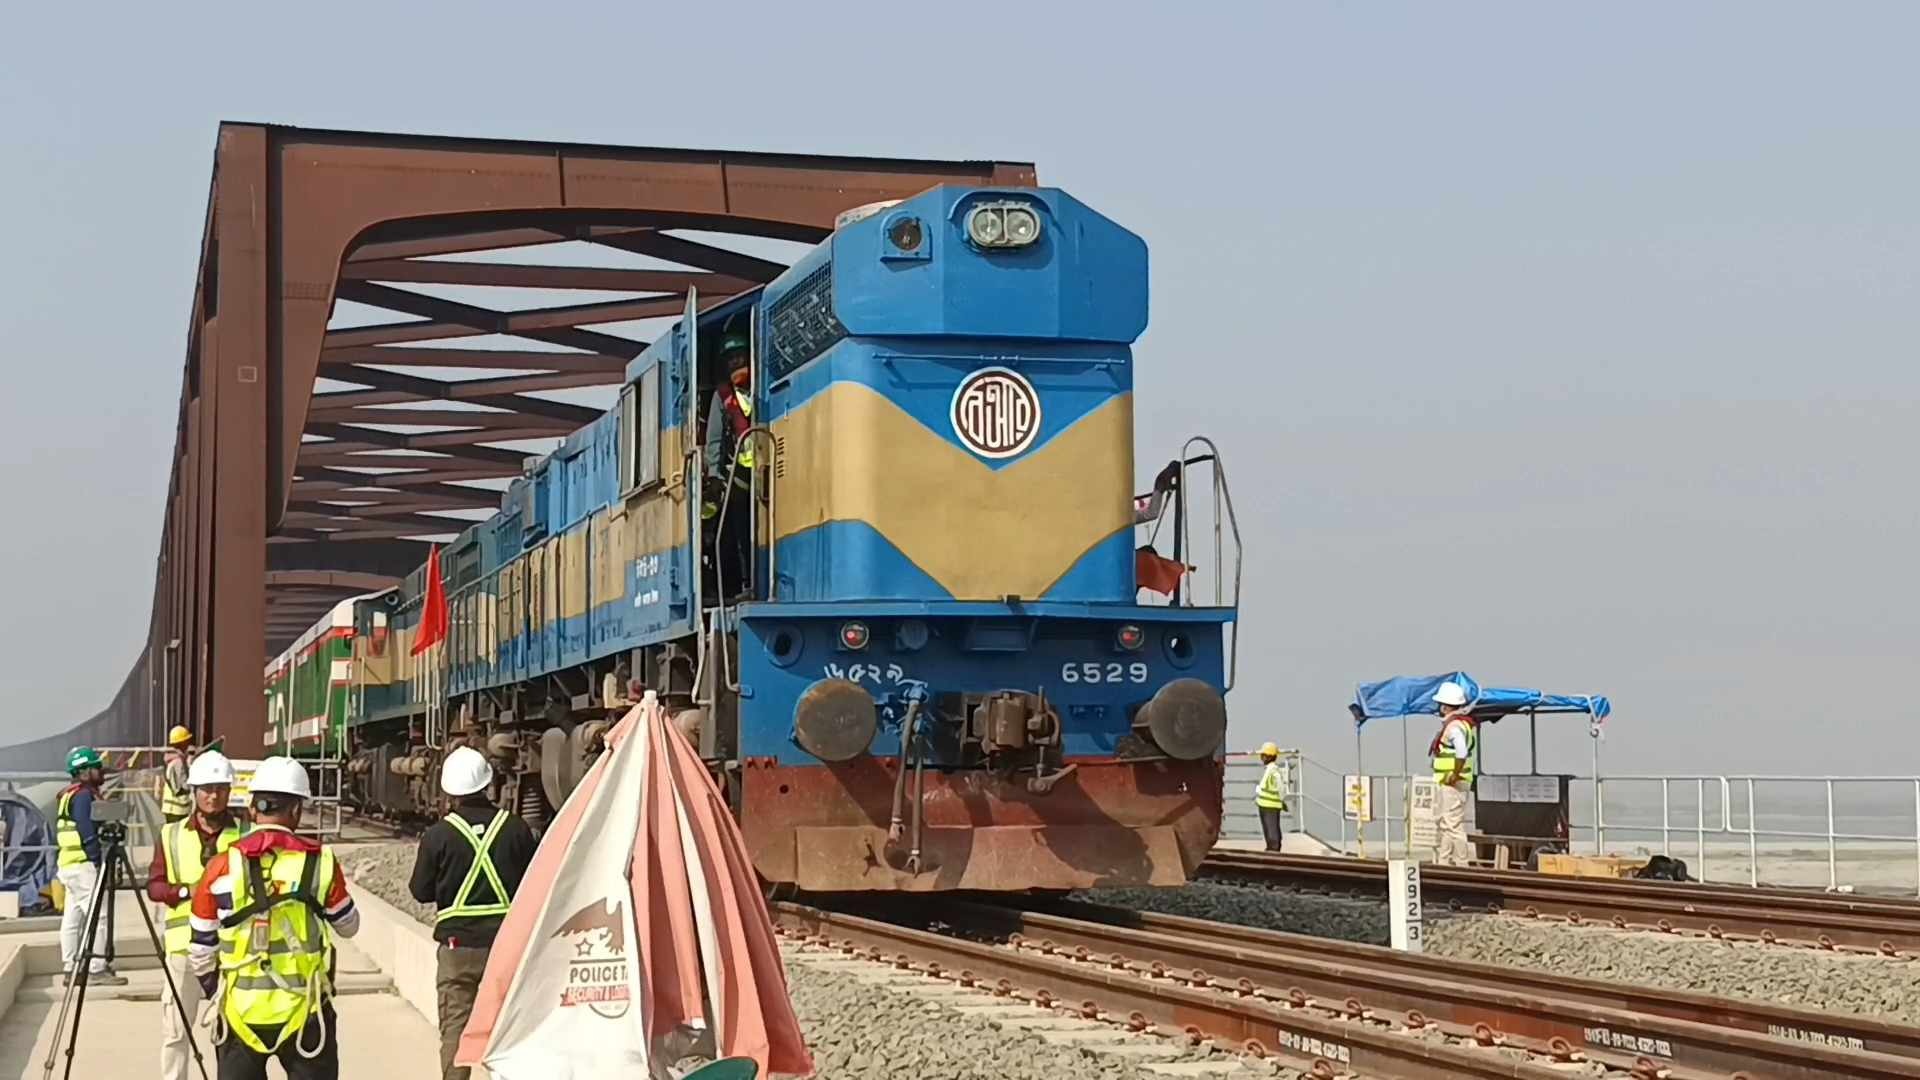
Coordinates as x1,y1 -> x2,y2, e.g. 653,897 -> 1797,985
1433,718 -> 1478,784
218,839 -> 335,1054
55,787 -> 88,868
436,810 -> 513,924
160,754 -> 192,818
160,818 -> 244,955
723,390 -> 755,468
1254,761 -> 1286,810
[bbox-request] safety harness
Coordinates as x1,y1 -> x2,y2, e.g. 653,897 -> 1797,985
213,842 -> 336,1058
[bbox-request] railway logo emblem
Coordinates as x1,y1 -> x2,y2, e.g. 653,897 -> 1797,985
553,898 -> 632,1018
951,366 -> 1041,459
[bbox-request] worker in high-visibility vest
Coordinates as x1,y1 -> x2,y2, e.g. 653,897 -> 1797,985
408,747 -> 537,1080
147,750 -> 245,1080
1429,681 -> 1479,866
161,725 -> 196,822
1253,742 -> 1287,851
703,333 -> 756,599
55,746 -> 126,986
187,757 -> 359,1080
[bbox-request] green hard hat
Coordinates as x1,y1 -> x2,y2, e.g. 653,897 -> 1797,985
66,746 -> 104,775
718,333 -> 749,361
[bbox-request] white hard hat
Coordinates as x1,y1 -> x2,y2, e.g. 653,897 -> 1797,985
1434,681 -> 1469,707
186,751 -> 236,788
440,746 -> 494,797
250,757 -> 312,799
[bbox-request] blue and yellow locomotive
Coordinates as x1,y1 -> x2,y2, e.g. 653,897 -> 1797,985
329,184 -> 1241,892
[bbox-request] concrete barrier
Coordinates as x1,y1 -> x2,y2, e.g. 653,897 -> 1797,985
347,885 -> 440,1025
0,940 -> 23,1026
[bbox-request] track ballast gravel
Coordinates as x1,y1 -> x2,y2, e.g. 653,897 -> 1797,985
337,842 -> 1291,1080
1081,881 -> 1920,1027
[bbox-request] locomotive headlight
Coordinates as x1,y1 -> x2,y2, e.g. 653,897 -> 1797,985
965,202 -> 1044,249
1003,206 -> 1040,246
967,206 -> 1005,246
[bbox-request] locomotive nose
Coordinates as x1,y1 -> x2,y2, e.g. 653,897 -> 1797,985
1136,678 -> 1228,760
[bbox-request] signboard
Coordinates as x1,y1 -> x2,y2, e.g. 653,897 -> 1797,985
1388,859 -> 1423,953
1407,779 -> 1439,851
1477,774 -> 1560,804
1343,775 -> 1372,822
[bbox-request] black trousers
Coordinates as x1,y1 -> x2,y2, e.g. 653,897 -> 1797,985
217,1004 -> 339,1080
1259,806 -> 1284,852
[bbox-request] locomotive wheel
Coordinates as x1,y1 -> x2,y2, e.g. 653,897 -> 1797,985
539,727 -> 569,810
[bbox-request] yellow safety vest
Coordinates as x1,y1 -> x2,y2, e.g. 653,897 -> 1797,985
435,810 -> 513,924
1254,761 -> 1287,810
1433,718 -> 1478,785
54,787 -> 90,868
217,833 -> 337,1053
160,753 -> 192,819
159,817 -> 244,955
732,392 -> 755,469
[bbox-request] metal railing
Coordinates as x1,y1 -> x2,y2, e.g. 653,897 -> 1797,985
1594,774 -> 1920,896
1220,753 -> 1920,897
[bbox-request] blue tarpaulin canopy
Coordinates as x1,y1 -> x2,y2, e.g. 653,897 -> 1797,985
1351,672 -> 1611,729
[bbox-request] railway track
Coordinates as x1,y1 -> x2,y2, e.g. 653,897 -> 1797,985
774,896 -> 1920,1079
1202,849 -> 1920,955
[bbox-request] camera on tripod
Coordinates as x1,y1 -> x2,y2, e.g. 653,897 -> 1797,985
89,799 -> 129,843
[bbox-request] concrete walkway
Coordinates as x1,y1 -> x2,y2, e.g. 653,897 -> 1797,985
0,888 -> 452,1079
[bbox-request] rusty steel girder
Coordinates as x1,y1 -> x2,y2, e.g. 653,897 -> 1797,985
73,124 -> 1037,762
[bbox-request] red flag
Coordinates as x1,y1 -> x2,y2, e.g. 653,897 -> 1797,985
1135,545 -> 1188,597
411,545 -> 448,656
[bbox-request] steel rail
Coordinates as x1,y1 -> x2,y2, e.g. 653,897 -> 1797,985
1202,850 -> 1920,954
986,896 -> 1920,1077
773,902 -> 1617,1079
774,900 -> 1918,1079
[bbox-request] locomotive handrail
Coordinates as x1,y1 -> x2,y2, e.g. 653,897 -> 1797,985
1178,436 -> 1243,690
716,425 -> 780,694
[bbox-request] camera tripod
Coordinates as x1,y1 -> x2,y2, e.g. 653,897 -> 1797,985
40,825 -> 210,1080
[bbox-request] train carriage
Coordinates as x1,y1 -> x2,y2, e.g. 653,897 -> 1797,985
299,184 -> 1242,892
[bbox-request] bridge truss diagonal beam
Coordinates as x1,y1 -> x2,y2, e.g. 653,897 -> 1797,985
18,122 -> 1035,768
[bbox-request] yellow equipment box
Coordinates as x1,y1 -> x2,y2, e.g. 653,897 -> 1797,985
1536,853 -> 1644,879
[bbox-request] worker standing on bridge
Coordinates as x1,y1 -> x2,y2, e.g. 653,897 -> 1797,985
55,745 -> 126,986
1430,681 -> 1478,866
408,747 -> 537,1080
161,725 -> 195,823
704,333 -> 756,599
149,750 -> 246,1080
189,757 -> 359,1080
1253,742 -> 1287,851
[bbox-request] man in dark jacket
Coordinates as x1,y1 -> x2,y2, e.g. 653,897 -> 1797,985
409,747 -> 538,1080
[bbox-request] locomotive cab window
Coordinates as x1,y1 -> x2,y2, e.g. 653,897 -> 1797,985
620,363 -> 662,495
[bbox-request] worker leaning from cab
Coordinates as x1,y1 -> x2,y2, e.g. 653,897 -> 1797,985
702,332 -> 756,599
149,750 -> 246,1080
188,756 -> 359,1080
408,747 -> 538,1080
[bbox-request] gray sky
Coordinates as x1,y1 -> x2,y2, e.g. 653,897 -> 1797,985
2,3 -> 1916,777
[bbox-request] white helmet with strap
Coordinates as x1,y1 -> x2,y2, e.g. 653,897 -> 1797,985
187,751 -> 236,787
250,757 -> 312,799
